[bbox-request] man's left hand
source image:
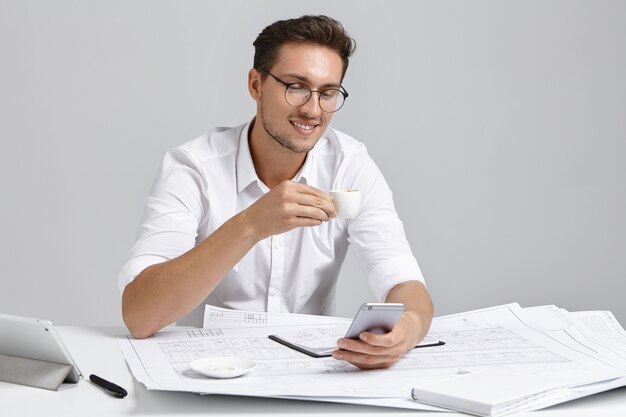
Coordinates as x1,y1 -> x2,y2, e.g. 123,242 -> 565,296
331,310 -> 425,369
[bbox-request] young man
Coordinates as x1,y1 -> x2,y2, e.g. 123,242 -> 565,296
119,15 -> 433,370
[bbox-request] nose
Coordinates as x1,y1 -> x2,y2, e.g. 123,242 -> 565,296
299,92 -> 323,118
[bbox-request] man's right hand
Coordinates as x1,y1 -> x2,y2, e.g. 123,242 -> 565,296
241,180 -> 336,241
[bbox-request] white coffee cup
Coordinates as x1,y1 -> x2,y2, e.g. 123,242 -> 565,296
330,189 -> 361,219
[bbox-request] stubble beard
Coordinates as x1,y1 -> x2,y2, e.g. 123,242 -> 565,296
260,106 -> 319,154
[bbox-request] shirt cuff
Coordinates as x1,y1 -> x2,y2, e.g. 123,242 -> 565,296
118,255 -> 168,295
367,255 -> 426,302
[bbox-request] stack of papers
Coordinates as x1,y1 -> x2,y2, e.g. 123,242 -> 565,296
412,367 -> 570,416
118,303 -> 626,411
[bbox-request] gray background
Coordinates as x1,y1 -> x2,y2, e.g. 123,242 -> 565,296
1,0 -> 624,326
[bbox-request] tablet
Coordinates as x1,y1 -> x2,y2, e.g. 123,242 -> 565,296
0,313 -> 83,389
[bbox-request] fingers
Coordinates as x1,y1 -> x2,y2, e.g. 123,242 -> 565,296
244,181 -> 337,239
336,336 -> 403,355
290,183 -> 336,219
331,338 -> 404,370
330,314 -> 422,370
357,331 -> 399,348
293,205 -> 330,222
293,197 -> 335,221
333,351 -> 397,370
276,196 -> 330,223
278,181 -> 336,220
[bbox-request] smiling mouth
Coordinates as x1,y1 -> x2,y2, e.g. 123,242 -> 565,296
291,120 -> 318,131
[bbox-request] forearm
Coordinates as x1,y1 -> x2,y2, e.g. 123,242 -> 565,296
385,280 -> 434,341
122,181 -> 336,338
122,212 -> 258,338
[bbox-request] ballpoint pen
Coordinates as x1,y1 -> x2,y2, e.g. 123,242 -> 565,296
89,374 -> 127,398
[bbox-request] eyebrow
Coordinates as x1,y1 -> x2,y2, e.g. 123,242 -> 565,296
281,73 -> 342,89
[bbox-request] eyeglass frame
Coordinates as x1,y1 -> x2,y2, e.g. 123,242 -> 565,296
257,68 -> 349,113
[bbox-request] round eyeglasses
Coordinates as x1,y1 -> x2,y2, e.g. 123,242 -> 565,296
260,69 -> 349,113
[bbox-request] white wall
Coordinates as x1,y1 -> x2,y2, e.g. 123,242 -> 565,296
1,0 -> 624,326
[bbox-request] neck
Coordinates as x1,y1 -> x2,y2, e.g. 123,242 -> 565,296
248,119 -> 307,189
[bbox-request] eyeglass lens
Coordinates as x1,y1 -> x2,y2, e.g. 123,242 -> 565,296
285,84 -> 345,113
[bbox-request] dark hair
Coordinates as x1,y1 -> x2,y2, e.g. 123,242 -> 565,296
253,15 -> 356,80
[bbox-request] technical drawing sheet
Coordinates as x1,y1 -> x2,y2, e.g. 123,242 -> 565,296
118,303 -> 626,410
203,304 -> 350,328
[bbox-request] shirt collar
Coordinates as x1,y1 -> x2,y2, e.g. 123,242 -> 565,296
292,148 -> 313,185
236,121 -> 258,194
236,119 -> 317,194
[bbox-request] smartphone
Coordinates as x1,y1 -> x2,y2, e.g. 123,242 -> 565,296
343,303 -> 404,340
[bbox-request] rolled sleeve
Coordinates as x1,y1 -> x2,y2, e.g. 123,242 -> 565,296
366,254 -> 424,302
342,146 -> 425,301
118,147 -> 206,294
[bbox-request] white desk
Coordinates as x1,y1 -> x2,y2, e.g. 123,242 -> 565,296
2,326 -> 625,416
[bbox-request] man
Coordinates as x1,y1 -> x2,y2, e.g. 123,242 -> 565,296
119,15 -> 433,370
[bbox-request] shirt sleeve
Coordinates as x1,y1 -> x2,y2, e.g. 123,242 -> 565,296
118,146 -> 206,294
338,144 -> 425,302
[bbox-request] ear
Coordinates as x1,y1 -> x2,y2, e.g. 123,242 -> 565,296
248,68 -> 262,101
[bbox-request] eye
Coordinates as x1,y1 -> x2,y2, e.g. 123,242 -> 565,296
287,84 -> 309,94
320,89 -> 339,100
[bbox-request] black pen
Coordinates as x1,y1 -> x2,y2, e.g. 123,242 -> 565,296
89,374 -> 127,398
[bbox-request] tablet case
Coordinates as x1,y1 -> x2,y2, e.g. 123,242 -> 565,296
0,313 -> 82,391
0,353 -> 76,391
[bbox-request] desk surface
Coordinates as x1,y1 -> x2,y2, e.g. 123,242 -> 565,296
2,326 -> 625,416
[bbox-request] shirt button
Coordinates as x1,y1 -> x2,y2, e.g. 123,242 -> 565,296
273,244 -> 279,250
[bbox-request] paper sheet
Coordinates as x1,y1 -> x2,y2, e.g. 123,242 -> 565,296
118,303 -> 626,411
203,305 -> 349,328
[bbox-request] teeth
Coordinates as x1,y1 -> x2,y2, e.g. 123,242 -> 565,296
293,121 -> 314,130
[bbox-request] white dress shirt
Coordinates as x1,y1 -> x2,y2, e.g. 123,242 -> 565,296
119,121 -> 424,326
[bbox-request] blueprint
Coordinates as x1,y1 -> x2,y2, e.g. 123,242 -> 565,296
118,303 -> 626,410
203,304 -> 349,328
